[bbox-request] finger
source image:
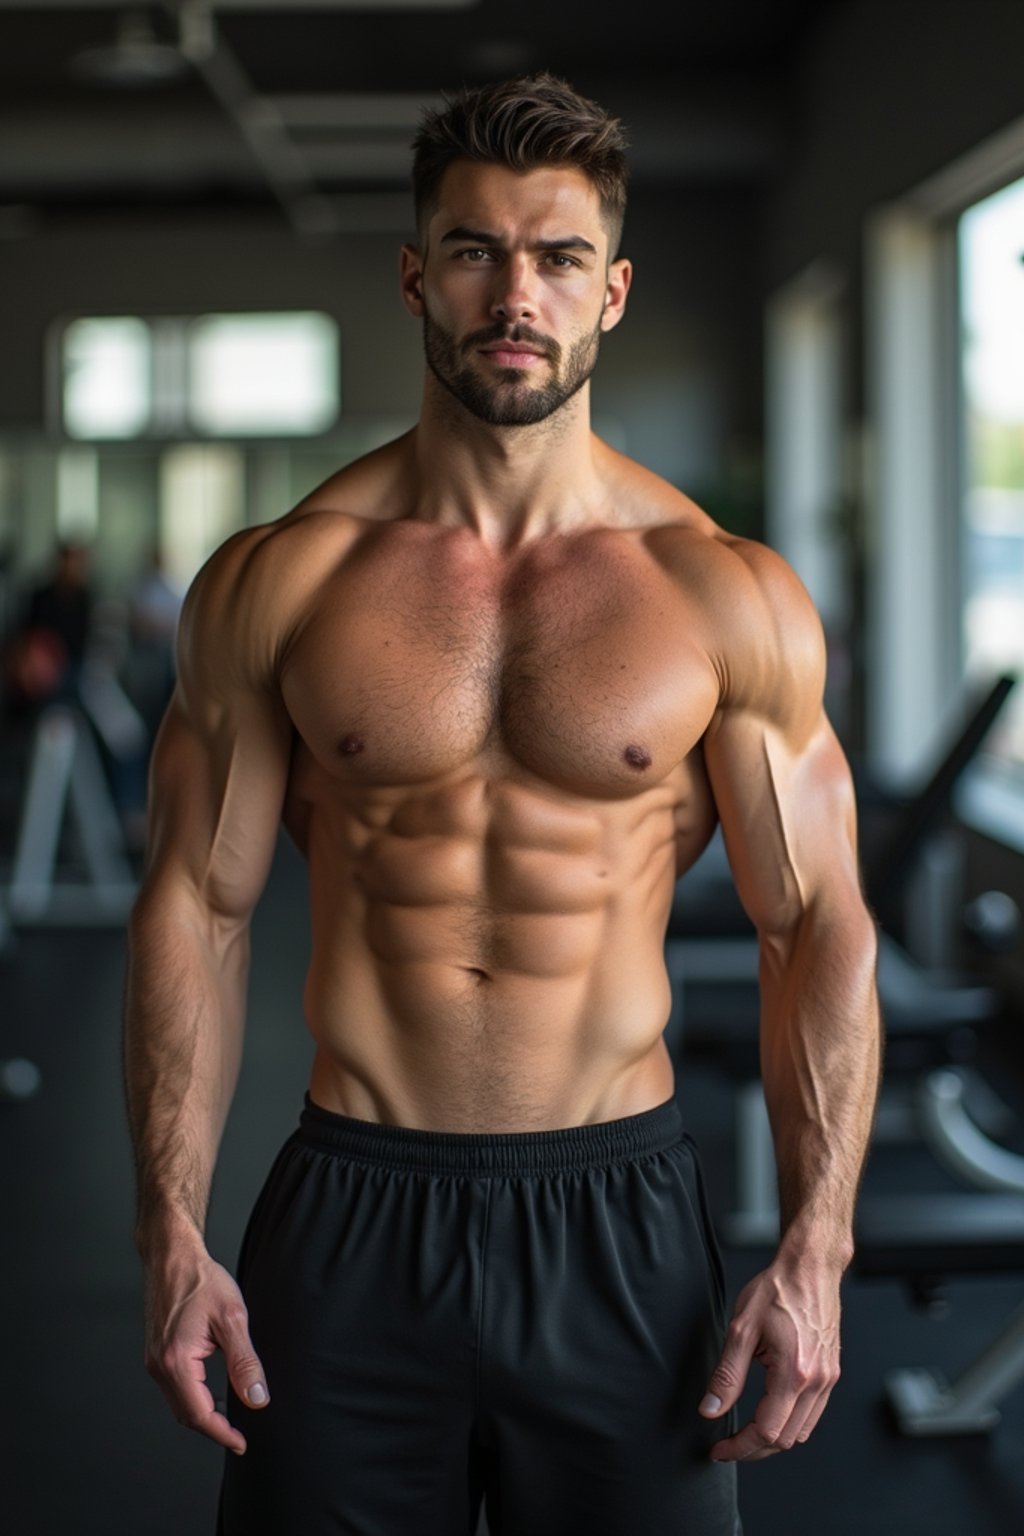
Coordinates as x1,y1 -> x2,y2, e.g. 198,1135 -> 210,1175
709,1418 -> 782,1463
214,1302 -> 270,1411
709,1376 -> 805,1463
185,1398 -> 249,1455
793,1381 -> 836,1446
712,1376 -> 835,1462
700,1315 -> 759,1419
770,1352 -> 841,1451
154,1359 -> 248,1454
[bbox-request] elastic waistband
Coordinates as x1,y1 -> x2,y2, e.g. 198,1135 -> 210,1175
296,1094 -> 685,1176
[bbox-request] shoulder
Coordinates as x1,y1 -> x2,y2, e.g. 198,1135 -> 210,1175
177,508 -> 366,694
615,465 -> 825,732
179,435 -> 415,667
288,430 -> 413,525
597,439 -> 718,538
607,447 -> 811,625
702,536 -> 826,735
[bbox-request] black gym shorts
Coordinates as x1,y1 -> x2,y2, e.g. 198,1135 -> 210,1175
218,1094 -> 742,1535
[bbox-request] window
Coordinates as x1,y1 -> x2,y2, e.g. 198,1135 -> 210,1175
63,317 -> 152,439
57,312 -> 339,440
959,177 -> 1024,773
188,313 -> 339,436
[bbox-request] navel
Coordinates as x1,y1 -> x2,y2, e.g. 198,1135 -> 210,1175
624,743 -> 652,771
339,733 -> 365,757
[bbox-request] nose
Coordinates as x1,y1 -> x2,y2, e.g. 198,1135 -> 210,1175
489,254 -> 538,325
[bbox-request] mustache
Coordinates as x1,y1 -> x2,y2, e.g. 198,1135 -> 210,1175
460,323 -> 559,361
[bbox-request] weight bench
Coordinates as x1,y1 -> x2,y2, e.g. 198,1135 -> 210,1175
667,935 -> 1001,1244
852,1063 -> 1024,1435
854,1191 -> 1024,1434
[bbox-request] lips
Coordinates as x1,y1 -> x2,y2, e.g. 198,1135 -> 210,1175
478,342 -> 547,367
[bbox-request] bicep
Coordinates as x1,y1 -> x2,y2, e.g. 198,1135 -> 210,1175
144,685 -> 292,924
703,705 -> 861,936
138,525 -> 296,921
699,537 -> 864,933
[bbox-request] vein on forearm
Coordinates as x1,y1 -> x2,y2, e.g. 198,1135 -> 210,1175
123,891 -> 248,1238
759,898 -> 881,1244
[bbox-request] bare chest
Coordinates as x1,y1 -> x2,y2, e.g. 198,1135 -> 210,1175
280,530 -> 720,796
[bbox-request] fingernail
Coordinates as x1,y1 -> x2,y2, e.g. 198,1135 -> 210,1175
246,1383 -> 268,1406
700,1394 -> 722,1415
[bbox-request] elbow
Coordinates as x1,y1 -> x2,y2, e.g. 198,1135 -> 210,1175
128,871 -> 253,960
756,886 -> 879,976
835,892 -> 879,975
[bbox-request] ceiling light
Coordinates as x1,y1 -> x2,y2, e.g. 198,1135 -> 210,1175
69,10 -> 191,88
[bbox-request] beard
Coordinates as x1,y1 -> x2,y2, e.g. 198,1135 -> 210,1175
423,309 -> 602,427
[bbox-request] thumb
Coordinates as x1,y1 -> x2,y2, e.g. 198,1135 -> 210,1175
700,1326 -> 755,1418
220,1311 -> 270,1410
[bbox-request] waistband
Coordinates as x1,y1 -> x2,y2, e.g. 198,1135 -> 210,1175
295,1093 -> 686,1176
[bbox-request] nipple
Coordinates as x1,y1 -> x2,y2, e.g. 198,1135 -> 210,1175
339,733 -> 365,756
623,743 -> 652,771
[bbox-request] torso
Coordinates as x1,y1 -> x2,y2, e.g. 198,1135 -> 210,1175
246,441 -> 737,1131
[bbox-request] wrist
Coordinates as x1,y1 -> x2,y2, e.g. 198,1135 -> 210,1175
776,1213 -> 854,1275
134,1202 -> 207,1264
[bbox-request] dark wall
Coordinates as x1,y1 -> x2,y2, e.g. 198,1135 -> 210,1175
0,185 -> 762,505
0,214 -> 423,430
595,185 -> 764,504
765,0 -> 1024,290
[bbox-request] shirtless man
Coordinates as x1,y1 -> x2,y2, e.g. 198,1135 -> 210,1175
124,74 -> 881,1536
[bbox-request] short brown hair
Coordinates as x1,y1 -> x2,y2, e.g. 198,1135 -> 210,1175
411,74 -> 629,256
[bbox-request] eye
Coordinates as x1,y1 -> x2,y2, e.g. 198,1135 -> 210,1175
544,252 -> 579,270
457,247 -> 496,263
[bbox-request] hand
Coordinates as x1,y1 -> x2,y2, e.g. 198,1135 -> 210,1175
144,1241 -> 269,1455
698,1252 -> 841,1461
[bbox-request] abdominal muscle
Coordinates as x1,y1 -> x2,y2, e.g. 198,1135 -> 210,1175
298,769 -> 683,1133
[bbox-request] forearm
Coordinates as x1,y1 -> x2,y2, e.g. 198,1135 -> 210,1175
759,897 -> 882,1268
123,880 -> 250,1258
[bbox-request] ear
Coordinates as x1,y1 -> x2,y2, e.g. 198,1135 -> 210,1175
400,243 -> 425,318
600,257 -> 632,333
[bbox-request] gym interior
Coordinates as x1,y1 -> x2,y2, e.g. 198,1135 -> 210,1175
2,2 -> 1024,1532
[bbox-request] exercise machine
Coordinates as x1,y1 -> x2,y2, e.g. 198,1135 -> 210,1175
666,672 -> 1019,1245
0,678 -> 144,1098
0,699 -> 138,927
856,1067 -> 1024,1435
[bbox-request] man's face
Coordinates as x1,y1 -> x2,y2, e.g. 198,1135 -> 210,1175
402,161 -> 631,427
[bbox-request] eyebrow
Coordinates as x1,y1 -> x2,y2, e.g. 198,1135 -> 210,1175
439,226 -> 598,256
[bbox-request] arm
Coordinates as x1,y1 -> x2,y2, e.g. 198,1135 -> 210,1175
697,543 -> 882,1461
123,529 -> 293,1454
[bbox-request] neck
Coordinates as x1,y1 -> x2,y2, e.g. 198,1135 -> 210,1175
409,373 -> 605,548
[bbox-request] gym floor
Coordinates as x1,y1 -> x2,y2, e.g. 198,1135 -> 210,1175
4,834 -> 1024,1535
